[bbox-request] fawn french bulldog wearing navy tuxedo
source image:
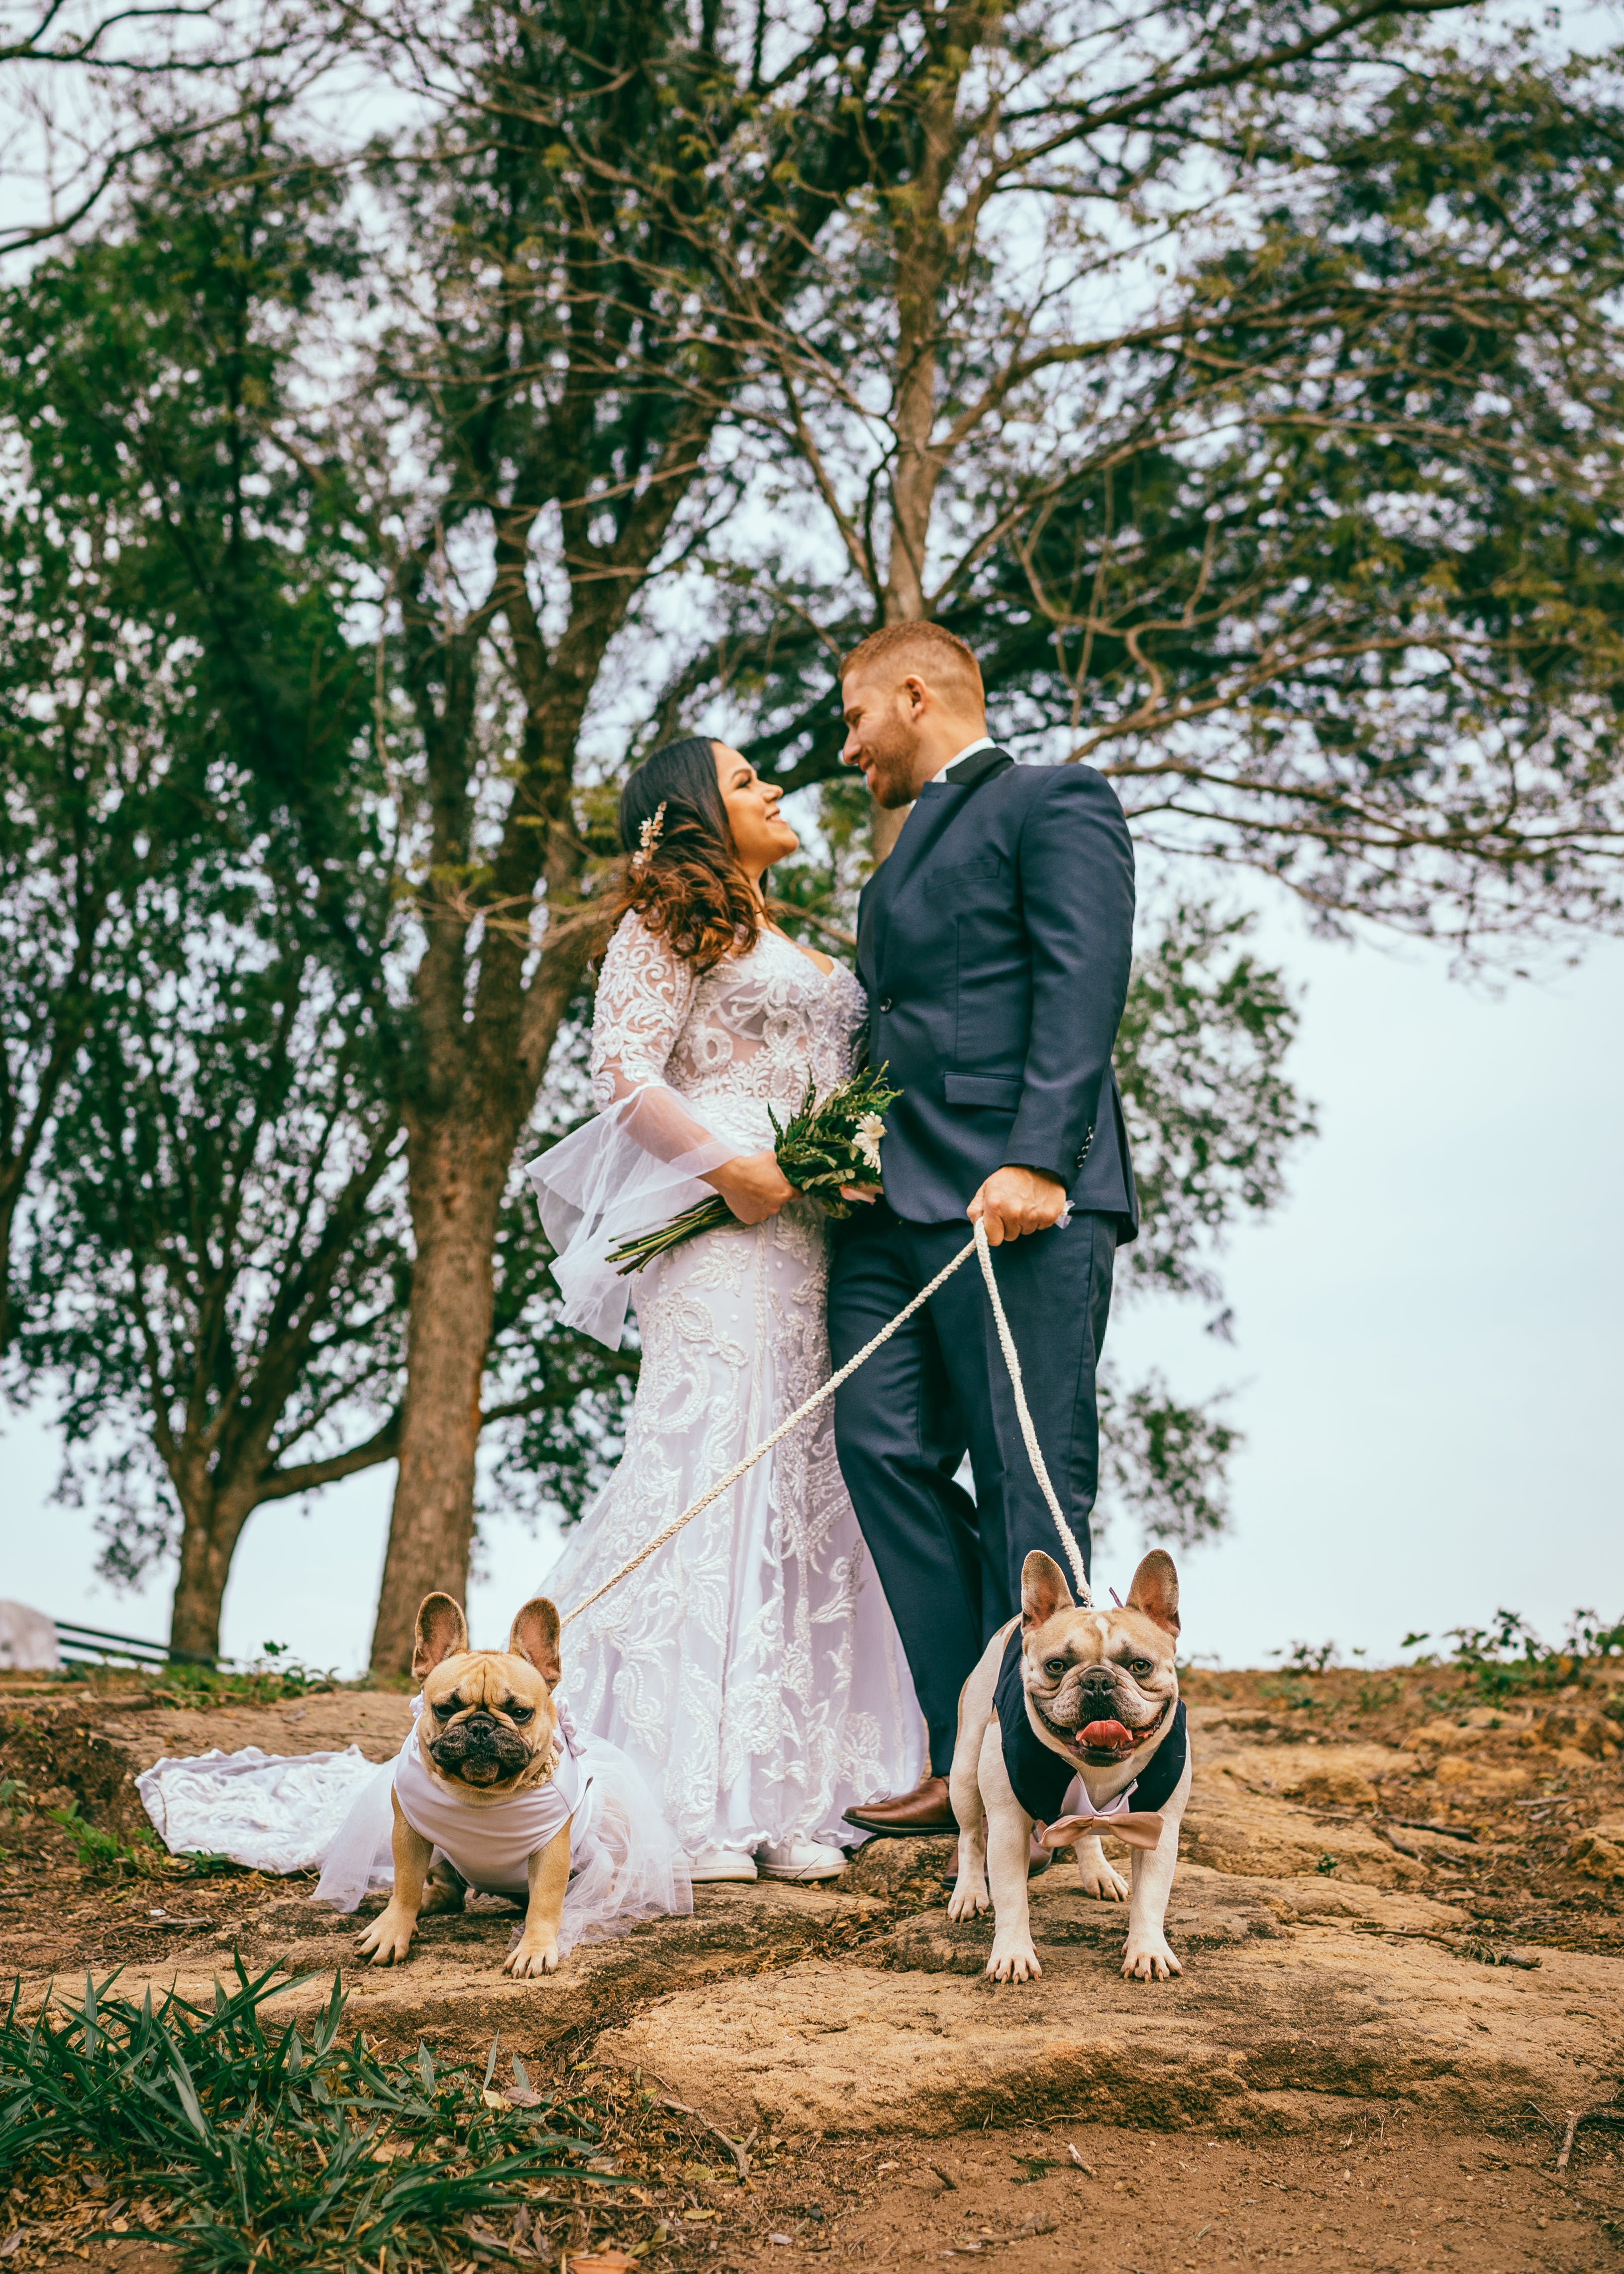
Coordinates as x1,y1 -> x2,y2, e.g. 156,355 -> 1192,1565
828,745 -> 1138,1779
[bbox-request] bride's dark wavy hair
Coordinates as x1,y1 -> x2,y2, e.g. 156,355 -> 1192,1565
603,736 -> 767,971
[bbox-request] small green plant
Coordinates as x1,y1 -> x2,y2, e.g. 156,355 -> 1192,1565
1356,1678 -> 1403,1713
1315,1854 -> 1338,1876
1258,1677 -> 1333,1715
1273,1640 -> 1339,1675
1442,1608 -> 1624,1701
175,1850 -> 242,1878
44,1799 -> 162,1878
152,1643 -> 342,1709
0,1777 -> 30,1822
0,1966 -> 622,2272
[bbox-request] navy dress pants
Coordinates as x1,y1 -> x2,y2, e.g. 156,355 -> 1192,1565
827,1200 -> 1116,1775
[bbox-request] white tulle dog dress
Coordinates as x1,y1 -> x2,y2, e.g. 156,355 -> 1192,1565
313,1697 -> 691,1955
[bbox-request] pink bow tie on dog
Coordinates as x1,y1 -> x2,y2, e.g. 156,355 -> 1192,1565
1037,1811 -> 1165,1851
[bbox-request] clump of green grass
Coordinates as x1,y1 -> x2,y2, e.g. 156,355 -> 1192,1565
24,1789 -> 236,1883
1355,1678 -> 1404,1713
150,1642 -> 343,1708
2,1783 -> 175,1881
1256,1677 -> 1334,1717
1401,1609 -> 1624,1702
1271,1641 -> 1340,1676
56,1641 -> 343,1708
0,1965 -> 621,2271
43,1799 -> 164,1878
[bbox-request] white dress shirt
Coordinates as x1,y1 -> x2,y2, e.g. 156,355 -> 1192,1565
922,735 -> 997,789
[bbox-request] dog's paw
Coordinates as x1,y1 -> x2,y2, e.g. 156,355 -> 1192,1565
1079,1862 -> 1129,1902
504,1937 -> 560,1979
946,1879 -> 990,1922
1121,1932 -> 1182,1982
986,1934 -> 1042,1984
356,1905 -> 416,1967
1073,1845 -> 1129,1903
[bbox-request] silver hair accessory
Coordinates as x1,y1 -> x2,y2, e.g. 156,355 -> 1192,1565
631,800 -> 667,874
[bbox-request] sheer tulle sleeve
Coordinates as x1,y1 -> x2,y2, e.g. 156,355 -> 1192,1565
526,914 -> 740,1347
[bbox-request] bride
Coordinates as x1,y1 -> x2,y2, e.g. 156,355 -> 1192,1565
529,735 -> 924,1884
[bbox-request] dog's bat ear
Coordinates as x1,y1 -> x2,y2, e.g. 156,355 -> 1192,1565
1021,1549 -> 1073,1629
412,1593 -> 469,1681
508,1597 -> 562,1686
1126,1549 -> 1180,1638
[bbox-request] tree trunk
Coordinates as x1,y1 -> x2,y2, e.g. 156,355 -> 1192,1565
0,1171 -> 20,1358
168,1494 -> 251,1663
868,61 -> 966,870
163,1400 -> 404,1668
367,1123 -> 513,1676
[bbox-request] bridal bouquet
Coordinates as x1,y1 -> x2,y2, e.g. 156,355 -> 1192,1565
608,1065 -> 900,1276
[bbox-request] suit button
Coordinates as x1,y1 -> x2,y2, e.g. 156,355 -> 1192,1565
878,994 -> 894,1013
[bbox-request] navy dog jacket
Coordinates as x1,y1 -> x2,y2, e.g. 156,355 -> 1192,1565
995,1625 -> 1189,1823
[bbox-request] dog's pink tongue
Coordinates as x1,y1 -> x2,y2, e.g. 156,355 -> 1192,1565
1079,1719 -> 1134,1751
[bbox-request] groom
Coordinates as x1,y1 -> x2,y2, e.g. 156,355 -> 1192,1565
828,622 -> 1138,1836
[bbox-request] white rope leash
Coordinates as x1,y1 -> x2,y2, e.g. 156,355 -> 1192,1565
971,1219 -> 1092,1603
560,1215 -> 1091,1628
561,1232 -> 975,1627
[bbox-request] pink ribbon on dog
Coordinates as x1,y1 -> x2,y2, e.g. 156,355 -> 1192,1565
1038,1811 -> 1165,1852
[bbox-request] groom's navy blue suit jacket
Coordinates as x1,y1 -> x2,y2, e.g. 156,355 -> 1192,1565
855,746 -> 1139,1231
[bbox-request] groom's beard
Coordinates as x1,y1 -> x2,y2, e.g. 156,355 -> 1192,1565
858,716 -> 924,808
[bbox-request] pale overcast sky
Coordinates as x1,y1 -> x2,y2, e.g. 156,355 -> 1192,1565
4,902 -> 1621,1675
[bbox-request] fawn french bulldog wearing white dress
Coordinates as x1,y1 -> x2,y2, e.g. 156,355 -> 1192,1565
358,1593 -> 580,1979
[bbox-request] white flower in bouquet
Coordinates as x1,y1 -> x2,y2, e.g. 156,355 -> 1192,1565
854,1113 -> 885,1175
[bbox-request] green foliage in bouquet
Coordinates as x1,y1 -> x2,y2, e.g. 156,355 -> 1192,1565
609,1065 -> 900,1277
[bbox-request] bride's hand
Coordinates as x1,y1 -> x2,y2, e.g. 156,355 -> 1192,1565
838,1183 -> 881,1205
706,1150 -> 796,1225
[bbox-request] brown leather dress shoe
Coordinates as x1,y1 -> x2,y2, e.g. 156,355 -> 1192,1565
844,1774 -> 958,1837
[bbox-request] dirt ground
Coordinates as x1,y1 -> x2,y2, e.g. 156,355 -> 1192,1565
3,1657 -> 1623,2271
19,2114 -> 1624,2274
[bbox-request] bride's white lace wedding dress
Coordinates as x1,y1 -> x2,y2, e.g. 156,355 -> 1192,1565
528,914 -> 924,1863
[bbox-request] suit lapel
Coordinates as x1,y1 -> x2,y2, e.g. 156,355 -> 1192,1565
864,747 -> 1016,975
864,788 -> 966,976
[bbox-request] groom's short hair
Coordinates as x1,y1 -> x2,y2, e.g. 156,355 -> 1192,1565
841,621 -> 984,707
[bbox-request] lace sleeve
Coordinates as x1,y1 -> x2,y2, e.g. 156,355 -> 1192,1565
590,913 -> 700,1105
528,913 -> 738,1346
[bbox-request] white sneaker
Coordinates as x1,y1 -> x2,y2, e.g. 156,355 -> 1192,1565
756,1838 -> 848,1882
688,1845 -> 758,1883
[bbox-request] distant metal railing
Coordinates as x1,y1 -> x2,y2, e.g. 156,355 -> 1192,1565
52,1619 -> 220,1671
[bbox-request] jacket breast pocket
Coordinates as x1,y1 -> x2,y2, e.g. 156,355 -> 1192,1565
944,1073 -> 1021,1112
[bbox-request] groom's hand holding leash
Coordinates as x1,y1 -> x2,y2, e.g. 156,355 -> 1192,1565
968,1165 -> 1068,1245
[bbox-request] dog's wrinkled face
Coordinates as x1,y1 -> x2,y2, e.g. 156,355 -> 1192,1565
1019,1549 -> 1180,1770
410,1592 -> 563,1800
